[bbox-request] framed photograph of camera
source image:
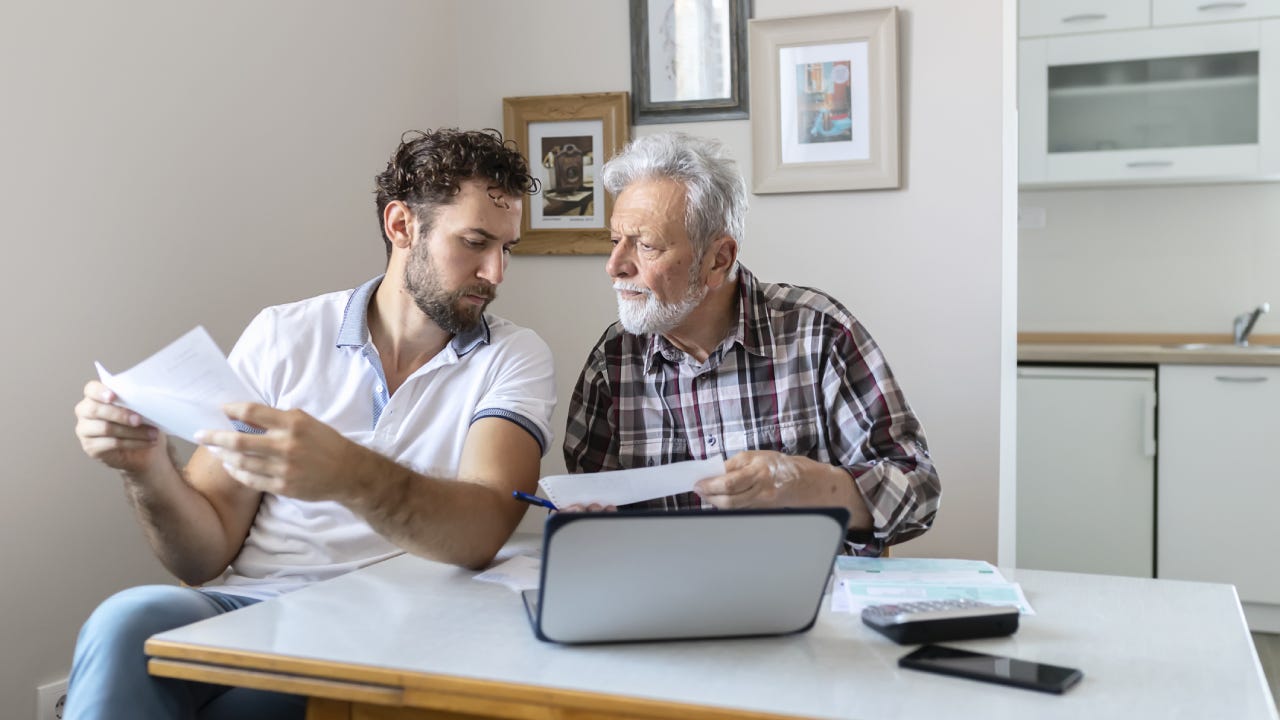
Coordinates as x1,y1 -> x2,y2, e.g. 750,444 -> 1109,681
629,0 -> 750,125
749,9 -> 900,193
502,92 -> 630,254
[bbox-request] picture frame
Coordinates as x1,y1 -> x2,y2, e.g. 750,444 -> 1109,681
502,92 -> 630,255
629,0 -> 750,125
748,8 -> 900,194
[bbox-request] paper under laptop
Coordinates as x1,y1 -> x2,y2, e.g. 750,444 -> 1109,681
95,326 -> 261,444
537,458 -> 725,508
523,507 -> 849,644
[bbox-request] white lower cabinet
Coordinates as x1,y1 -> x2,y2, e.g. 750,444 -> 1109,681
1017,367 -> 1157,577
1157,364 -> 1280,611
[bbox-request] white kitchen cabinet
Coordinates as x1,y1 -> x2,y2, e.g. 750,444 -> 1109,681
1154,0 -> 1280,27
1019,17 -> 1280,186
1020,0 -> 1151,38
1020,0 -> 1280,38
1016,367 -> 1156,577
1158,364 -> 1280,610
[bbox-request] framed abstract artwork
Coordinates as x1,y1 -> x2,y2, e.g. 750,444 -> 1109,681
749,8 -> 900,193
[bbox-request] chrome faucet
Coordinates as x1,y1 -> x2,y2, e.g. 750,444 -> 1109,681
1233,302 -> 1270,346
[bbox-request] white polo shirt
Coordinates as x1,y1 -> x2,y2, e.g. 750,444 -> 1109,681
207,276 -> 556,599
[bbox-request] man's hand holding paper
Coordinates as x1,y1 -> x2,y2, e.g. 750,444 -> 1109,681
92,326 -> 262,445
196,403 -> 359,501
76,326 -> 264,477
74,380 -> 167,476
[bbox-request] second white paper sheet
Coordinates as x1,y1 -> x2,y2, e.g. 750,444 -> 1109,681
538,458 -> 725,508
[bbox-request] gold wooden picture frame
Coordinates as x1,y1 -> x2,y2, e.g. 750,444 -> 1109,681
749,8 -> 900,194
502,92 -> 631,255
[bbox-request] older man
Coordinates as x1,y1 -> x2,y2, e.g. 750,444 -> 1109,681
563,132 -> 939,553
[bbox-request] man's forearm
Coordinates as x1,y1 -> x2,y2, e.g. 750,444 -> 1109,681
121,443 -> 242,585
343,446 -> 518,570
792,457 -> 874,530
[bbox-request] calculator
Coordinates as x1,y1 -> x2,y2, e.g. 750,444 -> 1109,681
861,599 -> 1019,644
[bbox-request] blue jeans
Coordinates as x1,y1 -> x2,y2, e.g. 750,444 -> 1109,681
65,585 -> 305,720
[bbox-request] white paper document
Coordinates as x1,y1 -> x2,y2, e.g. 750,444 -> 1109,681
831,557 -> 1036,615
538,458 -> 726,508
95,326 -> 262,444
473,554 -> 542,593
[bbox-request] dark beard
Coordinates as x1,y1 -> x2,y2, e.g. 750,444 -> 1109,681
414,288 -> 491,334
403,244 -> 496,334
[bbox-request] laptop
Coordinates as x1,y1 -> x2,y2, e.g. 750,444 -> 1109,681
522,507 -> 850,644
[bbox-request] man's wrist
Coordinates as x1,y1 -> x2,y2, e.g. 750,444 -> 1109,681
795,458 -> 873,531
340,443 -> 428,525
790,456 -> 857,506
120,439 -> 181,488
338,440 -> 385,506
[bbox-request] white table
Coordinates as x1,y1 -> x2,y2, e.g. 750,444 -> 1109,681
147,541 -> 1278,720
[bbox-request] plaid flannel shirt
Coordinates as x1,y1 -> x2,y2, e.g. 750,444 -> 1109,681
563,265 -> 941,553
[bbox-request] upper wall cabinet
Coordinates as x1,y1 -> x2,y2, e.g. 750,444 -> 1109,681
1020,0 -> 1151,38
1020,0 -> 1280,38
1154,0 -> 1280,28
1019,1 -> 1280,187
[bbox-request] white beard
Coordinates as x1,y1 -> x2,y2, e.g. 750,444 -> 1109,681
614,280 -> 707,335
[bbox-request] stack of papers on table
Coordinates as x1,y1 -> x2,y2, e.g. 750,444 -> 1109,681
832,557 -> 1035,615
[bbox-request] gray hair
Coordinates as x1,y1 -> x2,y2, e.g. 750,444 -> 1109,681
601,132 -> 748,275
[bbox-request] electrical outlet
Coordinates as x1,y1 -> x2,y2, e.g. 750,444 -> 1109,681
36,678 -> 68,720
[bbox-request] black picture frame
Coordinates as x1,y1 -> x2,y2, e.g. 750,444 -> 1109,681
629,0 -> 751,125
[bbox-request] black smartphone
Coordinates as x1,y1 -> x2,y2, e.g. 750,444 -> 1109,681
899,644 -> 1083,694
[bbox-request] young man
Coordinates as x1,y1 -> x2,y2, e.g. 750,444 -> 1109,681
564,132 -> 940,553
69,129 -> 555,719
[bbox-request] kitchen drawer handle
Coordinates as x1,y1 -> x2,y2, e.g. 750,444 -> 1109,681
1061,13 -> 1107,23
1214,375 -> 1269,383
1127,160 -> 1174,169
1197,2 -> 1249,11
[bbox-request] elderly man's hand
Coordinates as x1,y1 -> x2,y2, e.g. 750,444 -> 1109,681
693,450 -> 803,509
195,403 -> 359,502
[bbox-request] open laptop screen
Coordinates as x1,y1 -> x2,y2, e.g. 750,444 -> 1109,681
525,507 -> 850,644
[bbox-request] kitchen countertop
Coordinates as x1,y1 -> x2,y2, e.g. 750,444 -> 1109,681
1018,333 -> 1280,366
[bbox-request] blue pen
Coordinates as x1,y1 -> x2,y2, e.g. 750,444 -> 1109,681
512,490 -> 558,511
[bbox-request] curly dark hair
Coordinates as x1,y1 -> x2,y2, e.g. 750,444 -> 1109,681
374,128 -> 538,259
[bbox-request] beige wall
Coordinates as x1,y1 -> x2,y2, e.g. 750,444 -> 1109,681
458,0 -> 1017,560
1020,184 -> 1280,334
0,1 -> 458,716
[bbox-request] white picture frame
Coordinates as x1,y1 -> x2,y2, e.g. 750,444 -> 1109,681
749,8 -> 900,193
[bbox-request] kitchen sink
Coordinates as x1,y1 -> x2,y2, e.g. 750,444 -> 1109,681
1162,343 -> 1280,351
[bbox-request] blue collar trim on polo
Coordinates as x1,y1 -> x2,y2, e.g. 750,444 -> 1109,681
451,315 -> 491,356
336,276 -> 384,348
336,274 -> 491,357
